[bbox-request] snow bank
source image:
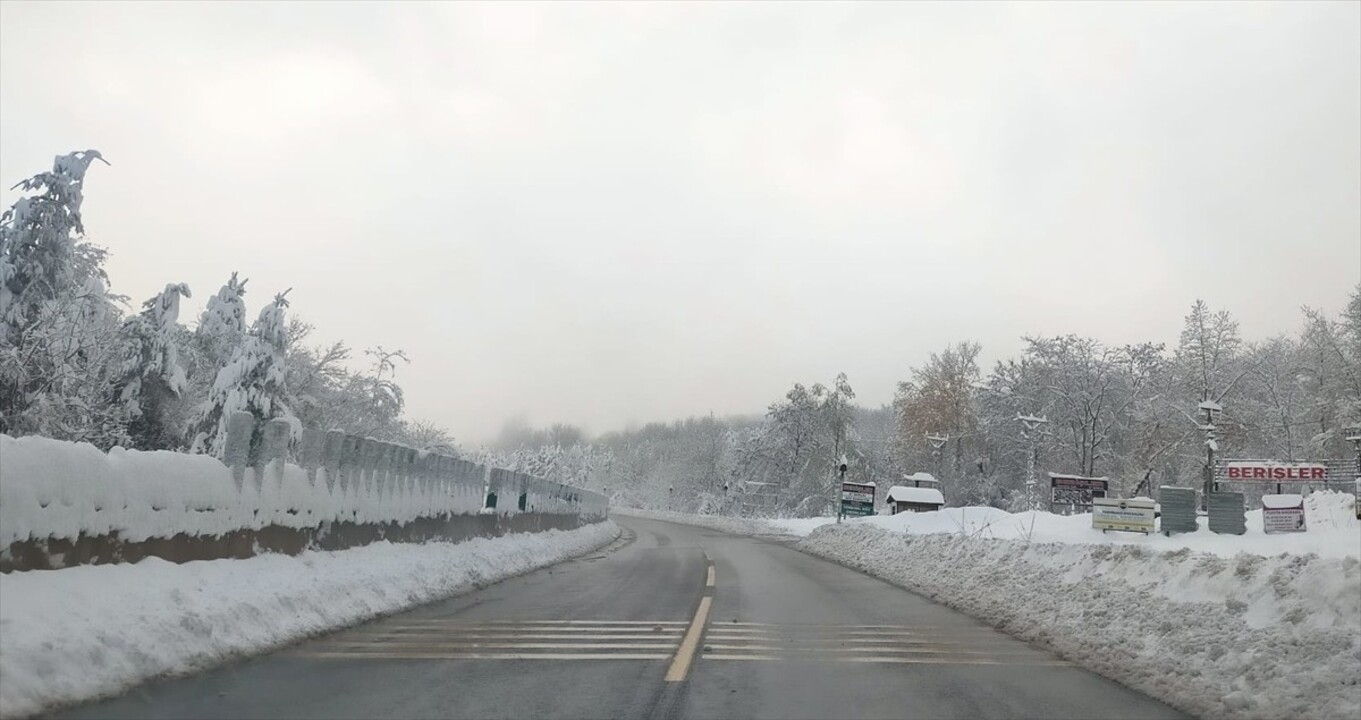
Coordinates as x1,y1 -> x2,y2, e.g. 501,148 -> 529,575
637,495 -> 1361,719
736,492 -> 1361,560
799,523 -> 1360,720
0,520 -> 620,719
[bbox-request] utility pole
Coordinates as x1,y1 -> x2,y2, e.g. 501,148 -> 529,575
1346,426 -> 1361,477
1015,414 -> 1048,511
1345,426 -> 1361,520
1198,398 -> 1222,512
835,458 -> 848,524
926,433 -> 949,479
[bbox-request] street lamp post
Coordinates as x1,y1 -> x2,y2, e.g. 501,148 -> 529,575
1015,414 -> 1048,511
1345,427 -> 1361,520
1198,399 -> 1223,511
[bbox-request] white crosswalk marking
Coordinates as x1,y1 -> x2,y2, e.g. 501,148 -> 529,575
293,619 -> 1063,667
292,619 -> 686,661
699,622 -> 1067,666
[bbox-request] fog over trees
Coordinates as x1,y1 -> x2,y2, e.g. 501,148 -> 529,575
3,150 -> 1357,516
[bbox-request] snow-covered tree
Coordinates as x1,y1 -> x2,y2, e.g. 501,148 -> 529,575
894,342 -> 982,484
1176,300 -> 1246,406
191,290 -> 294,457
0,150 -> 110,339
396,419 -> 457,454
196,272 -> 248,365
113,283 -> 192,448
1296,289 -> 1361,457
0,150 -> 127,445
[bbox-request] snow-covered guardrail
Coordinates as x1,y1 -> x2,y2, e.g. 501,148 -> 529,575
0,413 -> 608,572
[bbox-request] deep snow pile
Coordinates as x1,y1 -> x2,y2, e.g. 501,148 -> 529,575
0,520 -> 619,719
800,521 -> 1360,720
729,492 -> 1361,559
640,495 -> 1361,719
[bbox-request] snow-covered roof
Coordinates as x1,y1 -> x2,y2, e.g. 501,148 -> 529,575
903,472 -> 938,485
1047,472 -> 1110,481
1261,494 -> 1304,509
886,486 -> 945,506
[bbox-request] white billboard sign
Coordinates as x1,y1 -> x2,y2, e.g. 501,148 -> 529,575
1092,497 -> 1156,534
1262,494 -> 1307,534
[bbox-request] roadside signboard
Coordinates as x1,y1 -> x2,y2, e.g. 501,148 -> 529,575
1223,462 -> 1327,482
1092,497 -> 1156,534
1262,494 -> 1307,534
1050,473 -> 1109,514
840,481 -> 877,518
1208,492 -> 1247,535
1158,486 -> 1199,535
1214,459 -> 1358,488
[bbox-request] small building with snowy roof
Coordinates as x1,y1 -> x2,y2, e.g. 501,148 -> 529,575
885,485 -> 946,514
902,472 -> 940,487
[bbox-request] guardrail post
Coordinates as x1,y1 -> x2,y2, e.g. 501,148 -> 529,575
359,438 -> 379,505
262,418 -> 291,495
301,428 -> 323,484
340,435 -> 362,494
223,411 -> 254,491
322,430 -> 344,492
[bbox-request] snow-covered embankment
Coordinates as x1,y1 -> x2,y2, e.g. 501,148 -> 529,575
0,521 -> 620,719
636,495 -> 1361,720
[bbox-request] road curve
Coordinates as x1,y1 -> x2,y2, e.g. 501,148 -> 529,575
53,516 -> 1185,720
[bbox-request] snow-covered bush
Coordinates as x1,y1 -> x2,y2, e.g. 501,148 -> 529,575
191,291 -> 294,457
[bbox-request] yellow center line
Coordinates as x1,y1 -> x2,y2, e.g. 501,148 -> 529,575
666,596 -> 713,681
665,559 -> 715,683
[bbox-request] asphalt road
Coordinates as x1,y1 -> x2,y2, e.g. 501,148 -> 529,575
54,516 -> 1186,720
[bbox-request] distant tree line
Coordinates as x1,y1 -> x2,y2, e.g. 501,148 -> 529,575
483,303 -> 1360,516
5,149 -> 1357,514
0,150 -> 455,455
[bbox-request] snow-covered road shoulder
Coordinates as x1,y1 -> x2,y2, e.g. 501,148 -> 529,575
0,521 -> 620,719
630,496 -> 1360,720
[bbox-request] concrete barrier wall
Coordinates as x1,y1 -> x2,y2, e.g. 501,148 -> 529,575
0,413 -> 608,573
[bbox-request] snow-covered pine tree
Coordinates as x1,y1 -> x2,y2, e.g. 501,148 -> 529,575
113,283 -> 192,448
0,150 -> 110,338
196,272 -> 248,365
191,290 -> 294,458
0,150 -> 126,444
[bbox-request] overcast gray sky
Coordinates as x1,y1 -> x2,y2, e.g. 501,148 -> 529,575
2,1 -> 1358,444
